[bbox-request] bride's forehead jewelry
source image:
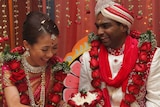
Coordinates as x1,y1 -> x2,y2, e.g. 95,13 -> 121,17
51,34 -> 56,40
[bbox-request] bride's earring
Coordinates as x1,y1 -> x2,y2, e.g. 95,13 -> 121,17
24,48 -> 30,57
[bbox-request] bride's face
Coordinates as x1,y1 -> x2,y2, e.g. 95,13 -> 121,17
26,33 -> 58,67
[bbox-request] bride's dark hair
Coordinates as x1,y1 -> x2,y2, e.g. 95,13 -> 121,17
22,11 -> 59,45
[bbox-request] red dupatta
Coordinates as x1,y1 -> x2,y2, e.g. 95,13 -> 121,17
98,36 -> 138,107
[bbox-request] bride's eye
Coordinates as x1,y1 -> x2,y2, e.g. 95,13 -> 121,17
41,48 -> 48,52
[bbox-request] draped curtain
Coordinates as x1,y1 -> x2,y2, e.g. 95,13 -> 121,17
55,0 -> 160,58
0,0 -> 159,58
152,0 -> 160,45
55,0 -> 97,58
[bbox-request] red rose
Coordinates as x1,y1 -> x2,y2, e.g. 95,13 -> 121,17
53,82 -> 64,93
90,58 -> 99,69
49,93 -> 61,104
0,37 -> 4,43
130,30 -> 141,39
132,74 -> 144,86
1,64 -> 10,71
68,100 -> 76,106
139,51 -> 148,62
135,63 -> 147,72
89,47 -> 98,57
91,40 -> 100,47
50,56 -> 63,64
54,56 -> 63,62
91,79 -> 101,88
46,104 -> 56,107
10,69 -> 26,82
90,100 -> 97,106
91,69 -> 100,79
9,60 -> 20,70
128,84 -> 140,94
54,71 -> 67,82
3,36 -> 9,41
16,82 -> 28,92
125,94 -> 136,103
120,100 -> 130,107
20,93 -> 30,105
140,42 -> 151,51
10,46 -> 25,54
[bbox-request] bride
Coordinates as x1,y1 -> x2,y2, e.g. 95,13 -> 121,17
1,11 -> 69,107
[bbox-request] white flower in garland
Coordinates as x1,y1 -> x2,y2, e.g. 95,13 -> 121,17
68,89 -> 103,106
71,91 -> 97,106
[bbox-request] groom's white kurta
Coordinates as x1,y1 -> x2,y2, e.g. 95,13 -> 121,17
79,47 -> 160,107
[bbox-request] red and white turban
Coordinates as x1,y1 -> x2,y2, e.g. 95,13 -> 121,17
95,0 -> 134,29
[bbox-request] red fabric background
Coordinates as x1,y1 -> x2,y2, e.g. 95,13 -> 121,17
55,0 -> 160,58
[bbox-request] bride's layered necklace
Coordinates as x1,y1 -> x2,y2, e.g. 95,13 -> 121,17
21,56 -> 46,107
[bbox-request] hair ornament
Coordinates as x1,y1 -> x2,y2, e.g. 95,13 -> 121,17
51,34 -> 57,40
53,25 -> 56,28
41,20 -> 46,24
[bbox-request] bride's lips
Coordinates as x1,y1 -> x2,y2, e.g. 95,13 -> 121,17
42,58 -> 49,62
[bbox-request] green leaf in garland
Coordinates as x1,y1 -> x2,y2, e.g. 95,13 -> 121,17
52,61 -> 70,73
138,30 -> 157,49
0,45 -> 22,63
88,32 -> 99,43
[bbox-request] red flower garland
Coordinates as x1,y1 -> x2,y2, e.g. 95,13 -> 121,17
89,40 -> 101,89
89,30 -> 156,107
2,46 -> 69,107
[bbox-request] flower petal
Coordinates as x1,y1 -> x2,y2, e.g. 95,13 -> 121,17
70,61 -> 81,77
63,88 -> 78,102
63,74 -> 79,88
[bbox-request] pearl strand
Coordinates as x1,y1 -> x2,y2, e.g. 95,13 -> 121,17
25,70 -> 45,107
22,56 -> 46,107
40,72 -> 45,107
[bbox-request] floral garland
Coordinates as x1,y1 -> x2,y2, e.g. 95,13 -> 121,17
1,45 -> 70,107
88,30 -> 157,107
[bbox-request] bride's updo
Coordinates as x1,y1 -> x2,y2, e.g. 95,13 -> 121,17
22,11 -> 59,45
